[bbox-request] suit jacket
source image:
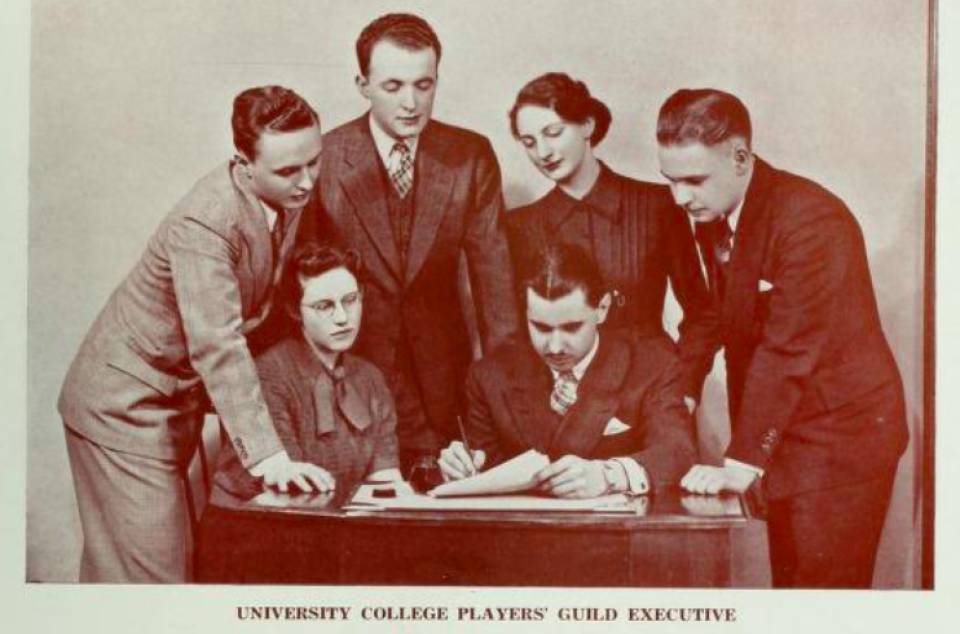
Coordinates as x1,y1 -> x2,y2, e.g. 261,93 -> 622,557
464,330 -> 696,491
214,338 -> 399,498
700,158 -> 908,499
59,162 -> 301,467
305,115 -> 518,441
506,163 -> 714,398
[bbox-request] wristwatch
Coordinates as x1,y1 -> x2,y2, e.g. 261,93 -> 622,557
601,460 -> 621,494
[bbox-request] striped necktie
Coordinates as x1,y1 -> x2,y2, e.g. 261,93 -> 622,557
550,370 -> 579,416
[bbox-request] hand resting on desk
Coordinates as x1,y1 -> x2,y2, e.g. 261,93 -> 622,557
680,464 -> 757,495
534,455 -> 608,499
249,450 -> 336,494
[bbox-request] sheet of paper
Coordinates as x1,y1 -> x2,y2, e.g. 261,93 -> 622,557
347,482 -> 631,512
427,449 -> 550,498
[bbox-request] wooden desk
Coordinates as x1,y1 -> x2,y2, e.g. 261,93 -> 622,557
196,484 -> 770,587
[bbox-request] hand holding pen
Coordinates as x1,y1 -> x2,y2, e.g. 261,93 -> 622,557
437,416 -> 486,481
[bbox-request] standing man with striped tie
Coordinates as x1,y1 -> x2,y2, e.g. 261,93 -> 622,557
306,13 -> 518,475
657,88 -> 908,587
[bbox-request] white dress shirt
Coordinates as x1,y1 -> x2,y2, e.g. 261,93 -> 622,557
368,113 -> 420,171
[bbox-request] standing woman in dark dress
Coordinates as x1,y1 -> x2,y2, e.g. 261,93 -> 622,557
506,73 -> 714,404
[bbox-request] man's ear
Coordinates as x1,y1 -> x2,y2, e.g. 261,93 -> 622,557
355,74 -> 371,99
731,139 -> 751,175
596,291 -> 613,324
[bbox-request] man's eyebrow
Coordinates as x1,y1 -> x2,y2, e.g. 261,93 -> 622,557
660,170 -> 706,182
272,149 -> 322,174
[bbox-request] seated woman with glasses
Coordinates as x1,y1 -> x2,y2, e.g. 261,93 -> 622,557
211,242 -> 402,499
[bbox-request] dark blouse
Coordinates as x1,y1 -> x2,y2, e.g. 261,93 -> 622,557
213,336 -> 400,498
505,163 -> 713,397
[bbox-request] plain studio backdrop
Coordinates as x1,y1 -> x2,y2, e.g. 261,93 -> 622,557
28,0 -> 928,585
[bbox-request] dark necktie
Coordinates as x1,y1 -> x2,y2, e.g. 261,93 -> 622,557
694,216 -> 733,298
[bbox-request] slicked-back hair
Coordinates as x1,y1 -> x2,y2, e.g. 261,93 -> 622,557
656,88 -> 752,147
509,72 -> 612,147
356,13 -> 441,77
522,243 -> 608,309
232,85 -> 319,160
282,242 -> 363,321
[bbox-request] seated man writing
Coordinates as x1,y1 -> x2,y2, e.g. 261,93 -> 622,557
439,243 -> 695,498
214,243 -> 402,498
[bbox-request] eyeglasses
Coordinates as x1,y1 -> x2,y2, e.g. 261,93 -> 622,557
301,291 -> 362,319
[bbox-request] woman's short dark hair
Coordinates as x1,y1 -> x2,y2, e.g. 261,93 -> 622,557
232,86 -> 319,160
281,242 -> 363,321
355,13 -> 442,77
656,88 -> 752,147
521,242 -> 608,308
508,73 -> 612,147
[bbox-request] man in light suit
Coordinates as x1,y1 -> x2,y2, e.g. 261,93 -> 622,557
657,88 -> 908,587
59,86 -> 332,582
306,13 -> 518,474
438,243 -> 695,498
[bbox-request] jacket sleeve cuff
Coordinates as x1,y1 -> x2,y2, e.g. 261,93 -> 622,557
723,456 -> 765,478
610,457 -> 650,495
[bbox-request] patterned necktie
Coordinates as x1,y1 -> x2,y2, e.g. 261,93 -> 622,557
388,141 -> 414,198
694,216 -> 733,297
549,370 -> 579,416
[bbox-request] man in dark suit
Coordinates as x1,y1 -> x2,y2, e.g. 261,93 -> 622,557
656,88 -> 908,587
439,243 -> 695,498
58,86 -> 332,582
307,13 -> 517,474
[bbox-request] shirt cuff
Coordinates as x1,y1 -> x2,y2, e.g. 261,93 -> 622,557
724,457 -> 764,478
609,457 -> 650,495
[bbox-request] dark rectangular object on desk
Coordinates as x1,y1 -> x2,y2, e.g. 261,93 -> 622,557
196,484 -> 769,587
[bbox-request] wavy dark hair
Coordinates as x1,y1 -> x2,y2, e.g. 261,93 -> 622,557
356,13 -> 441,76
508,73 -> 612,146
232,86 -> 319,160
521,242 -> 609,308
656,88 -> 752,147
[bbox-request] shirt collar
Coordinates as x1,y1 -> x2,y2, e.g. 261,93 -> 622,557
368,112 -> 420,167
550,333 -> 601,382
543,162 -> 622,224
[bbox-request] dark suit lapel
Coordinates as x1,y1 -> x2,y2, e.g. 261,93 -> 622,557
721,158 -> 775,337
550,336 -> 627,458
503,347 -> 562,452
337,119 -> 404,283
404,123 -> 456,285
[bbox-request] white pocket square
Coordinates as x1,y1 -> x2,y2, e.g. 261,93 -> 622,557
758,279 -> 774,292
603,417 -> 631,436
